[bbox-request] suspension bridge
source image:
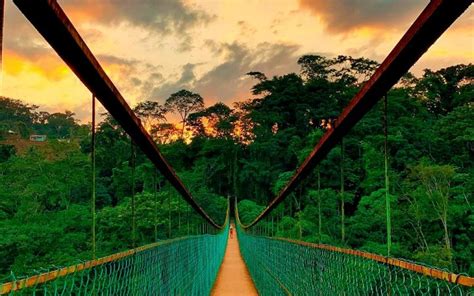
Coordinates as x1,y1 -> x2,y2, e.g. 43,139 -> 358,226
1,0 -> 473,295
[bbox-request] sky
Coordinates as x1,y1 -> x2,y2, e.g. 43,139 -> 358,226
2,0 -> 473,122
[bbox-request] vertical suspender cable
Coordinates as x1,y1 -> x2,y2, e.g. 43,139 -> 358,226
91,94 -> 96,259
131,140 -> 136,248
383,94 -> 392,256
168,188 -> 171,238
317,165 -> 321,244
340,138 -> 345,243
154,170 -> 158,242
271,214 -> 274,237
178,199 -> 181,234
187,203 -> 190,235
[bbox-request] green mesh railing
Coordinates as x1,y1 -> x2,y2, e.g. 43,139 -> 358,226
1,223 -> 229,295
236,221 -> 473,295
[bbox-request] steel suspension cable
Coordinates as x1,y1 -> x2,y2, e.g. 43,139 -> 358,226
131,140 -> 136,248
91,94 -> 97,259
239,0 -> 472,229
12,0 -> 223,229
383,94 -> 392,256
187,203 -> 190,235
168,189 -> 172,238
340,138 -> 345,243
0,226 -> 231,295
154,170 -> 158,242
317,166 -> 321,244
168,193 -> 172,238
234,202 -> 474,294
0,201 -> 231,295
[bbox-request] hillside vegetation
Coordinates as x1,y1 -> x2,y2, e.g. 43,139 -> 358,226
0,55 -> 472,278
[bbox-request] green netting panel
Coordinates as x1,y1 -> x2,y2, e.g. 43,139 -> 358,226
237,224 -> 472,296
1,225 -> 228,295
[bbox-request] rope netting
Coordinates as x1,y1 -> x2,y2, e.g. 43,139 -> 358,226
0,223 -> 229,295
236,216 -> 473,295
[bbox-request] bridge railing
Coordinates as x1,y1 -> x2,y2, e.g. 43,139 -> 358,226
235,207 -> 473,295
0,208 -> 229,295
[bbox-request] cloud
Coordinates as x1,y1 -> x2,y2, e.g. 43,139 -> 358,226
299,0 -> 426,33
345,35 -> 388,62
91,54 -> 167,104
59,0 -> 214,36
6,0 -> 213,59
148,42 -> 301,106
3,50 -> 70,81
237,20 -> 257,37
3,0 -> 53,58
149,63 -> 197,101
195,42 -> 301,103
449,8 -> 473,32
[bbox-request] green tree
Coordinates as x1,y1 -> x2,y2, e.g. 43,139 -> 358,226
133,100 -> 167,131
165,89 -> 204,138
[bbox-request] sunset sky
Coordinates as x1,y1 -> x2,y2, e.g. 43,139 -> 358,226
2,0 -> 473,122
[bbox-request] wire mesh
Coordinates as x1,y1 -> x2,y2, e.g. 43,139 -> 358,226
236,223 -> 473,296
0,223 -> 229,295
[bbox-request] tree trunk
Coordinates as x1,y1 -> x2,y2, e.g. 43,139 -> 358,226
181,120 -> 186,139
442,215 -> 452,263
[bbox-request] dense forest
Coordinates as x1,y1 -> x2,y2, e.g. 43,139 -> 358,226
0,55 -> 472,279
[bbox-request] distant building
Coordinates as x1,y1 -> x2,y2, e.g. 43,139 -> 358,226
30,135 -> 47,142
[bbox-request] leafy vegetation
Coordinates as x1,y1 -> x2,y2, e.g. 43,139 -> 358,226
0,56 -> 472,278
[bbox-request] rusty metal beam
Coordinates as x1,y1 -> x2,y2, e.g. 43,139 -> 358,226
242,0 -> 472,228
13,0 -> 222,228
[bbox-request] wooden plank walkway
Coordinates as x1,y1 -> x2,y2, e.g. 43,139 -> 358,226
211,224 -> 257,296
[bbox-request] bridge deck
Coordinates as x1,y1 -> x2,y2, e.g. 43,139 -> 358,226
212,224 -> 257,296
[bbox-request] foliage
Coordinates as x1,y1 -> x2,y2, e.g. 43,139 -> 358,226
0,58 -> 472,279
165,89 -> 204,137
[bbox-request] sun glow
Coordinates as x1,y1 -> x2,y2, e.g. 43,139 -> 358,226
4,51 -> 70,81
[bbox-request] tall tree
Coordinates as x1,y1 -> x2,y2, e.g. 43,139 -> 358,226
188,103 -> 235,138
297,55 -> 334,81
150,123 -> 179,144
165,89 -> 204,138
415,64 -> 473,115
133,101 -> 167,131
409,163 -> 456,264
46,111 -> 77,139
246,71 -> 267,82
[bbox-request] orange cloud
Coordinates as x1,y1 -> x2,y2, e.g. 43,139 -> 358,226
4,50 -> 70,81
64,2 -> 113,24
60,0 -> 213,36
299,0 -> 425,33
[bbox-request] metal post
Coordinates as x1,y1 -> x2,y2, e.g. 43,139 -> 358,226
271,215 -> 274,237
168,191 -> 171,238
131,140 -> 136,248
187,204 -> 190,235
154,171 -> 158,242
340,138 -> 345,243
383,94 -> 392,256
91,94 -> 96,259
317,166 -> 321,244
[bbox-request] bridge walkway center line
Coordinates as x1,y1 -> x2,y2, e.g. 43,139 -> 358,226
211,223 -> 258,296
